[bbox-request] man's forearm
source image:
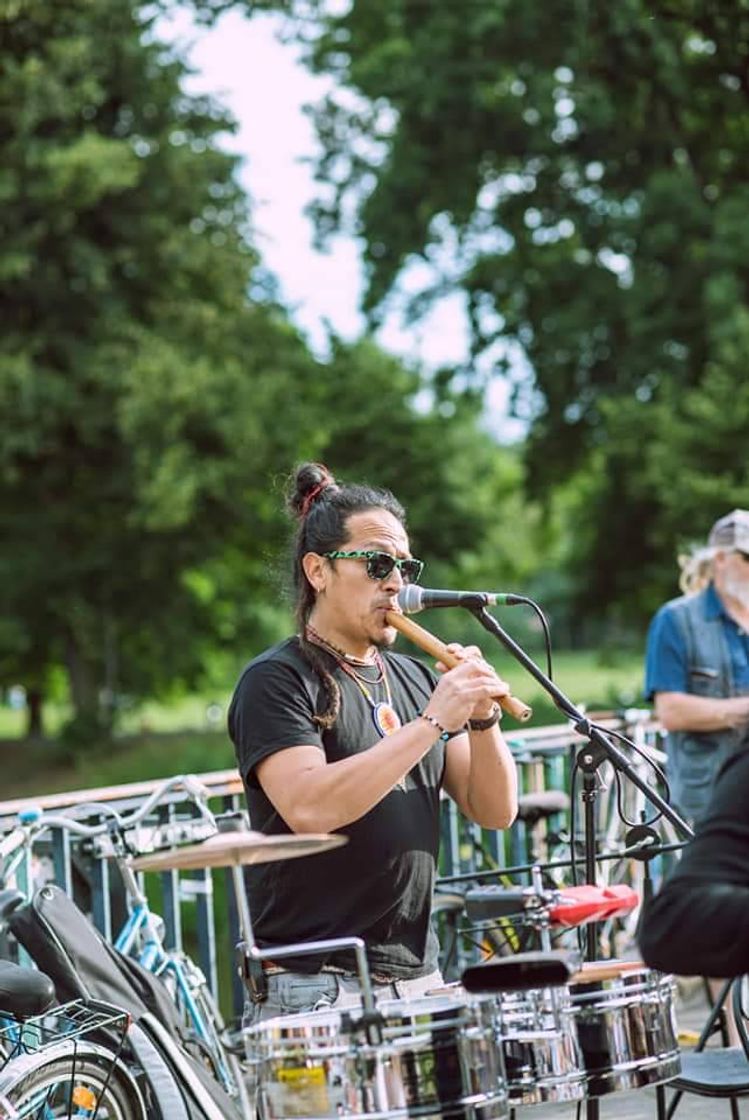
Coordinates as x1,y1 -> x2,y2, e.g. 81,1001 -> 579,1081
656,691 -> 749,733
462,726 -> 518,829
257,717 -> 440,834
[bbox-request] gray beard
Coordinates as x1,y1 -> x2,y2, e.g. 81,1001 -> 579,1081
721,573 -> 749,611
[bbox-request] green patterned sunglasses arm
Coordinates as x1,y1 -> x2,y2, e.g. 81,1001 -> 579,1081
324,550 -> 380,562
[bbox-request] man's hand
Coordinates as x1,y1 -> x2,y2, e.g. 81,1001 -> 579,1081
429,644 -> 510,729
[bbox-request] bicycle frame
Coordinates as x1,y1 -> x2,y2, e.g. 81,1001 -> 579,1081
114,893 -> 217,1054
111,830 -> 239,1097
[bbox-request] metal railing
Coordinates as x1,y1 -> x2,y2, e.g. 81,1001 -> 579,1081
0,713 -> 664,1020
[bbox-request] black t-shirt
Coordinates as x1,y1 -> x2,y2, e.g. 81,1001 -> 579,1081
228,637 -> 447,977
638,748 -> 749,977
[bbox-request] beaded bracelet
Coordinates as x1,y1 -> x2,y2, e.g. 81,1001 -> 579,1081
468,703 -> 502,731
420,712 -> 451,742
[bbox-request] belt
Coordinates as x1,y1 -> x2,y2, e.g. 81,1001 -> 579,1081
261,961 -> 286,975
261,960 -> 399,985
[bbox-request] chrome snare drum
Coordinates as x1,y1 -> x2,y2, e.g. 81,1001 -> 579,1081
247,993 -> 509,1120
569,962 -> 681,1097
497,985 -> 585,1105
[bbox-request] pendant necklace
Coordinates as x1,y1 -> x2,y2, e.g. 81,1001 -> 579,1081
342,657 -> 402,738
304,626 -> 402,737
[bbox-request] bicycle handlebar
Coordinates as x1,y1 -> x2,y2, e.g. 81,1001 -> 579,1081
6,774 -> 216,852
0,827 -> 29,862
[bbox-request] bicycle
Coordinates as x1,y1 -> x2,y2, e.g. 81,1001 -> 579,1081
0,959 -> 148,1119
0,775 -> 249,1117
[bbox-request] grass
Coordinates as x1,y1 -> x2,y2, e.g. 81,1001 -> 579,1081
0,730 -> 237,802
516,648 -> 646,725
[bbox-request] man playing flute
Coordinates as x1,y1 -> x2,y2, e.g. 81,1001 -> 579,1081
229,461 -> 518,1024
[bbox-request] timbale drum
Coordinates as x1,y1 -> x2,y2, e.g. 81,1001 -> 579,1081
246,992 -> 509,1120
569,962 -> 681,1097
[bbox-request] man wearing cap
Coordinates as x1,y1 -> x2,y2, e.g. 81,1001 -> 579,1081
645,509 -> 749,824
640,512 -> 749,1007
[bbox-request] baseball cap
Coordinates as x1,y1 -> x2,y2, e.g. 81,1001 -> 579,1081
708,509 -> 749,552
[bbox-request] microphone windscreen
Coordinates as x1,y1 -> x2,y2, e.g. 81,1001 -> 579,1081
397,585 -> 421,613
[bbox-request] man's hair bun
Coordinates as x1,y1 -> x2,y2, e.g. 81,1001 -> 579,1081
287,462 -> 337,520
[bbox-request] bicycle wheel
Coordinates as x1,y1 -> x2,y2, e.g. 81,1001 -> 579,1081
0,1043 -> 147,1119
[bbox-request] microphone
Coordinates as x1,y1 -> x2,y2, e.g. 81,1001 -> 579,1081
398,585 -> 528,614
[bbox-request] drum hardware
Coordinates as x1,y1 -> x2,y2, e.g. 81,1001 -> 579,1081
130,824 -> 383,1033
461,866 -> 677,1105
461,950 -> 580,995
246,993 -> 510,1120
569,962 -> 681,1096
494,983 -> 586,1105
464,876 -> 639,939
471,865 -> 639,980
129,828 -> 348,872
459,867 -> 589,1108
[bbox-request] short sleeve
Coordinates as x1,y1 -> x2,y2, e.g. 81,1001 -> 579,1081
229,659 -> 324,787
644,606 -> 689,699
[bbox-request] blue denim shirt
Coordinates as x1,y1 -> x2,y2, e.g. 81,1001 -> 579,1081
645,584 -> 749,821
646,583 -> 749,698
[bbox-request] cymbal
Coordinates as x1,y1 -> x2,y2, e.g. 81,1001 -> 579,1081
130,830 -> 347,872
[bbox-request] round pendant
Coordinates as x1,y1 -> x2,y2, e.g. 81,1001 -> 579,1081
373,702 -> 401,737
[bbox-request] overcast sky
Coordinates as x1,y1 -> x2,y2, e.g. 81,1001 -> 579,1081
158,7 -> 523,438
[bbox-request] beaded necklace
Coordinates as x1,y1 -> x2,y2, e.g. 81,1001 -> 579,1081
305,624 -> 374,667
304,625 -> 402,737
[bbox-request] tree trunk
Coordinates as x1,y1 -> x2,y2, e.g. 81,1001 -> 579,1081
25,687 -> 44,740
64,631 -> 102,730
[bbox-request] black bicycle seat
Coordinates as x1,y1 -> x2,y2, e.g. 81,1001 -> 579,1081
517,790 -> 570,825
0,960 -> 56,1019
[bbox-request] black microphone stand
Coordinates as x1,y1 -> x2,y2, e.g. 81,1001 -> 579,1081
462,599 -> 694,1120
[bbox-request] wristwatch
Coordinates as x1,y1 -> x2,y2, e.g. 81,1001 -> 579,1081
468,704 -> 501,731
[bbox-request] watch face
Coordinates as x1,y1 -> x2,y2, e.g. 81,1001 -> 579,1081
373,702 -> 402,737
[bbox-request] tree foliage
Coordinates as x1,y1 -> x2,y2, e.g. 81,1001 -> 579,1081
239,0 -> 749,619
0,0 -> 539,741
0,0 -> 319,737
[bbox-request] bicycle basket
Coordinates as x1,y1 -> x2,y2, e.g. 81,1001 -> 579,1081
0,1000 -> 130,1070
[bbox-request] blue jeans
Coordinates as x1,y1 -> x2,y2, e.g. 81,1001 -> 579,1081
243,968 -> 444,1029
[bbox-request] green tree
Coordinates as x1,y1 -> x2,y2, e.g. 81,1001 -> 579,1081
0,0 -> 320,739
0,0 -> 545,747
562,306 -> 749,625
231,0 -> 749,620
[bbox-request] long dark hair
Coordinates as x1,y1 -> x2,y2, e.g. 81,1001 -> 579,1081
287,462 -> 406,729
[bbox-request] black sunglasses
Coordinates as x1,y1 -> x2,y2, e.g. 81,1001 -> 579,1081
323,550 -> 424,583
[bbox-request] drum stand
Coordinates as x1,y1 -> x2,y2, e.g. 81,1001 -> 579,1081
462,601 -> 695,1118
231,863 -> 384,1041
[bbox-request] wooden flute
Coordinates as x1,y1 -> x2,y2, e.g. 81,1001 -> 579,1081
384,610 -> 533,723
